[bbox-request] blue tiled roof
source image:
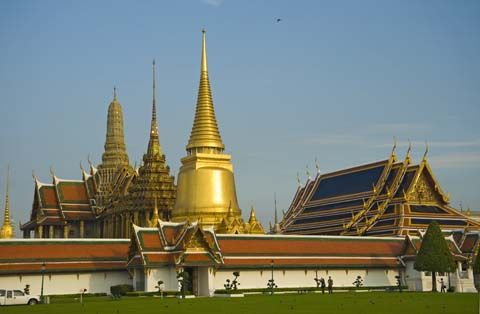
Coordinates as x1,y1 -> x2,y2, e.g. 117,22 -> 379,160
410,205 -> 448,214
291,211 -> 354,226
303,199 -> 364,213
394,167 -> 417,197
411,218 -> 467,226
311,163 -> 387,201
380,165 -> 400,195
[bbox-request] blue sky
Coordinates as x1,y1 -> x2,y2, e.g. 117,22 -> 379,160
1,0 -> 479,234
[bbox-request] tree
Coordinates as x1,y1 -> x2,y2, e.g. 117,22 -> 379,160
473,244 -> 480,275
414,221 -> 457,292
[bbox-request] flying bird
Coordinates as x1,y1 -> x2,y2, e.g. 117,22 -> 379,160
276,18 -> 282,23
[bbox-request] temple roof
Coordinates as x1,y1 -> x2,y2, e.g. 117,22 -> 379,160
21,174 -> 96,231
282,150 -> 480,237
0,239 -> 129,274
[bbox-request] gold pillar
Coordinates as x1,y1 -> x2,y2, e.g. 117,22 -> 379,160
49,225 -> 54,238
63,225 -> 69,238
38,225 -> 44,239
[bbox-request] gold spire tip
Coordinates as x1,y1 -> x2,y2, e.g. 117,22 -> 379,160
113,86 -> 117,100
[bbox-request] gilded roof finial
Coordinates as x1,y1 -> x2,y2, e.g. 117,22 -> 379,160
315,157 -> 320,174
113,86 -> 117,100
272,192 -> 281,234
306,165 -> 312,180
146,59 -> 162,156
422,141 -> 429,162
0,164 -> 13,239
296,172 -> 301,187
186,29 -> 225,152
391,136 -> 397,162
274,193 -> 278,225
150,197 -> 160,227
248,206 -> 258,224
49,166 -> 55,178
4,165 -> 10,225
405,139 -> 412,164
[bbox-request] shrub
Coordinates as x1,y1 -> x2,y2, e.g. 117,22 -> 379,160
110,284 -> 134,298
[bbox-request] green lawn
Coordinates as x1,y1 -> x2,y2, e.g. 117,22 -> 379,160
0,292 -> 476,314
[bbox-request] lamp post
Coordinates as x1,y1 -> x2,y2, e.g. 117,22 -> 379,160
40,262 -> 46,303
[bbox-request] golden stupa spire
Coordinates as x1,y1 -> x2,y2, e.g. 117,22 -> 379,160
150,197 -> 160,227
0,165 -> 13,239
186,29 -> 225,153
248,206 -> 258,224
147,59 -> 163,156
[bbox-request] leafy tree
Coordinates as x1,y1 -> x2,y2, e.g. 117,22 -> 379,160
473,244 -> 480,275
414,221 -> 456,292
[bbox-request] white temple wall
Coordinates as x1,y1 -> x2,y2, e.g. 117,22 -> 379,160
144,267 -> 179,292
0,271 -> 131,296
213,268 -> 399,291
403,261 -> 477,292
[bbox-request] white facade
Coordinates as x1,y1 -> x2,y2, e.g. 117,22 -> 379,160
404,261 -> 476,292
0,271 -> 131,296
138,266 -> 400,296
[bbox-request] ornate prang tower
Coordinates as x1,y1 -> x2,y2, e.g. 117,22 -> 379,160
172,30 -> 243,230
0,165 -> 13,239
127,60 -> 176,228
95,88 -> 131,207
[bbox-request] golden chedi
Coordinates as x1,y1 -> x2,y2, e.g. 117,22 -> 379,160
0,166 -> 13,239
172,30 -> 244,231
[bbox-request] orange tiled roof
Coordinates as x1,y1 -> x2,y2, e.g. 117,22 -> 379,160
223,257 -> 399,268
58,182 -> 89,204
217,236 -> 405,257
41,186 -> 59,208
0,240 -> 128,262
140,232 -> 163,250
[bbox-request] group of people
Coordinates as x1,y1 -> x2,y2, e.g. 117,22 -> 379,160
316,276 -> 334,294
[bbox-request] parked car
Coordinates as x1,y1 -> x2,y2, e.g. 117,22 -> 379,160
0,289 -> 40,305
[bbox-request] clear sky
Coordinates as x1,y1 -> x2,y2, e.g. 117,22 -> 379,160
1,0 -> 479,235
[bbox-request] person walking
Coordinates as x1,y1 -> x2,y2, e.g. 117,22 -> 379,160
327,276 -> 333,294
440,278 -> 446,293
320,278 -> 326,294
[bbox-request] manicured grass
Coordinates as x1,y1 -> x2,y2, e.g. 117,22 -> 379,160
0,292 -> 476,314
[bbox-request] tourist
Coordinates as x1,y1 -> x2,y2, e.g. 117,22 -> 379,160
440,278 -> 446,293
327,276 -> 333,294
320,277 -> 326,294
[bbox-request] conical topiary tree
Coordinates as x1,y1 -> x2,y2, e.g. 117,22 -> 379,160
473,244 -> 480,274
414,221 -> 456,292
473,244 -> 480,291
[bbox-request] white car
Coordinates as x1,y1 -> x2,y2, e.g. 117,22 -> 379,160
0,289 -> 40,305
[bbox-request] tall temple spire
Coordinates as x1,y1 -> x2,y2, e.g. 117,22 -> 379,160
0,165 -> 13,239
186,29 -> 225,153
147,59 -> 162,156
100,87 -> 130,168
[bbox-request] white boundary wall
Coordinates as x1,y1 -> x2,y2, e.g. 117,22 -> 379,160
213,268 -> 399,291
0,271 -> 131,295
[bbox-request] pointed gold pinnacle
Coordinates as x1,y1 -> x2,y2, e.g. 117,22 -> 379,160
186,29 -> 225,153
